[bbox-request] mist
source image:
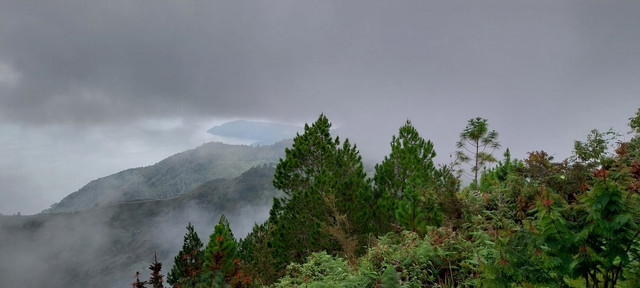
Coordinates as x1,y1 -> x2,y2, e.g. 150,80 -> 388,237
1,1 -> 640,287
0,177 -> 277,288
3,0 -> 640,214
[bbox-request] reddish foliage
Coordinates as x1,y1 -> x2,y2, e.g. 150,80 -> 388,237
615,142 -> 629,156
580,183 -> 590,192
630,160 -> 640,179
594,168 -> 609,179
579,245 -> 587,253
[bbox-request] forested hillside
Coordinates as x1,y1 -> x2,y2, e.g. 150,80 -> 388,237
45,141 -> 289,213
156,110 -> 640,288
0,165 -> 282,288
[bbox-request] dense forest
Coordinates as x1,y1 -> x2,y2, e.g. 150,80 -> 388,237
135,109 -> 640,287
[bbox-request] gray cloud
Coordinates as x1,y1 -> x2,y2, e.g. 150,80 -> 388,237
1,0 -> 640,213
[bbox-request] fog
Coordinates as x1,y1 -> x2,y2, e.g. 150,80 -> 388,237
2,1 -> 640,214
0,183 -> 276,288
1,1 -> 640,286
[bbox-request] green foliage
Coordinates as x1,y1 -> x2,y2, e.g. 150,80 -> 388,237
455,117 -> 501,190
380,265 -> 402,288
266,114 -> 373,276
374,120 -> 437,198
477,118 -> 640,288
47,141 -> 288,213
274,251 -> 358,287
197,214 -> 254,288
394,178 -> 443,236
573,128 -> 619,166
374,120 -> 443,235
238,222 -> 278,285
148,251 -> 164,288
273,114 -> 338,197
168,223 -> 204,288
629,108 -> 640,134
162,108 -> 640,288
273,229 -> 485,287
202,214 -> 239,285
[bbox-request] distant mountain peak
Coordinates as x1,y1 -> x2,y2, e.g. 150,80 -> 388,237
42,140 -> 290,214
207,120 -> 301,146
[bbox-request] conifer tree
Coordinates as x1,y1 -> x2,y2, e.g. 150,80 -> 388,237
238,222 -> 277,284
148,251 -> 164,288
167,223 -> 204,288
394,185 -> 429,236
374,120 -> 439,233
374,120 -> 437,198
455,117 -> 500,191
133,271 -> 148,288
273,114 -> 338,197
203,214 -> 238,283
268,114 -> 371,272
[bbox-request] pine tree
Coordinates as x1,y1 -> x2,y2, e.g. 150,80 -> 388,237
167,223 -> 204,288
268,114 -> 371,273
133,271 -> 148,288
273,114 -> 338,197
148,251 -> 164,288
203,214 -> 238,283
238,222 -> 277,284
374,120 -> 439,233
394,178 -> 442,236
374,120 -> 437,198
455,117 -> 501,191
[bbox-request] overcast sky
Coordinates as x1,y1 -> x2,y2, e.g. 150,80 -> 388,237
1,0 -> 640,215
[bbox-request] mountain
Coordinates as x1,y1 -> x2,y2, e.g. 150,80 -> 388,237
44,140 -> 290,213
0,165 -> 283,288
207,120 -> 301,145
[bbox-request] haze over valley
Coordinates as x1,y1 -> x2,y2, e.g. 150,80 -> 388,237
2,1 -> 640,287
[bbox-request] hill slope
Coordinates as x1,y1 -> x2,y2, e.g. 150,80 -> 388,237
45,140 -> 290,213
0,165 -> 282,288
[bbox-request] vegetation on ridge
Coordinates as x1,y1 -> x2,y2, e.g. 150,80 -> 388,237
45,141 -> 288,213
151,109 -> 640,287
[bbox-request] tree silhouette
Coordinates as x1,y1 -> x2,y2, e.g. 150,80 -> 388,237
148,251 -> 163,288
455,117 -> 500,191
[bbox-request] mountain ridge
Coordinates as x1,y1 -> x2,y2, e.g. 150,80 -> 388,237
44,140 -> 291,213
1,164 -> 282,288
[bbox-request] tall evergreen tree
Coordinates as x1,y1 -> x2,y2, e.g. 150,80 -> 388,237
394,178 -> 442,236
455,117 -> 501,191
167,223 -> 204,288
273,114 -> 338,197
268,114 -> 371,273
148,251 -> 164,288
238,222 -> 278,284
203,214 -> 238,285
373,120 -> 439,233
374,120 -> 437,198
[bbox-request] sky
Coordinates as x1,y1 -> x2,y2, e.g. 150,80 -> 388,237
1,0 -> 640,215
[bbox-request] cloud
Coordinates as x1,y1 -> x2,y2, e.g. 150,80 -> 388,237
0,62 -> 21,88
1,0 -> 636,126
1,0 -> 640,213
